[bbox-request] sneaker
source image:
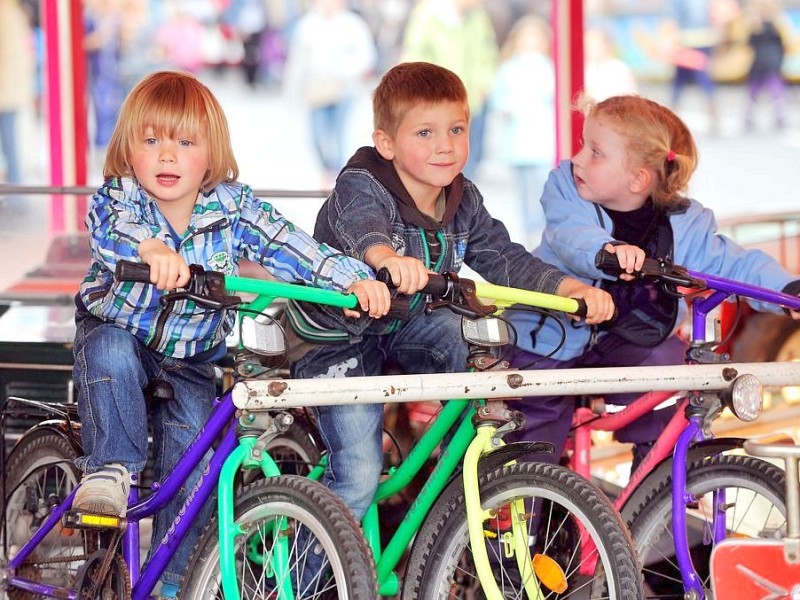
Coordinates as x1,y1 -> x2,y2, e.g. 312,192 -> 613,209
72,464 -> 130,517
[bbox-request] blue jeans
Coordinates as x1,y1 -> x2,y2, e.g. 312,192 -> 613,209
290,309 -> 467,520
73,315 -> 216,587
507,334 -> 688,462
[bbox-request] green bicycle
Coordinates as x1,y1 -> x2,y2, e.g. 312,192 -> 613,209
167,267 -> 645,599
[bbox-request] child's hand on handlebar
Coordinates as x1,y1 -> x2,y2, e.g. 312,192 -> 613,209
137,239 -> 191,290
556,278 -> 616,324
344,279 -> 391,318
603,243 -> 645,281
367,250 -> 430,295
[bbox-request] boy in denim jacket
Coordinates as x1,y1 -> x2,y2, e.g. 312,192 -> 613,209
285,62 -> 615,521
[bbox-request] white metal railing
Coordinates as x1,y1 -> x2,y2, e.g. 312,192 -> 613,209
233,361 -> 800,410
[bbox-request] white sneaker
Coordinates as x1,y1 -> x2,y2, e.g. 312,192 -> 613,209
72,464 -> 130,517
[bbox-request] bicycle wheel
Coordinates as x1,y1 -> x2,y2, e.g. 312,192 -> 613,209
624,454 -> 786,598
1,428 -> 99,600
402,462 -> 644,599
181,475 -> 376,599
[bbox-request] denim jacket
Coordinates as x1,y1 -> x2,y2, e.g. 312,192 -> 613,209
286,146 -> 565,342
78,177 -> 372,358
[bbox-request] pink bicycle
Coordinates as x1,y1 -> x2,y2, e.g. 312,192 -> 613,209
565,250 -> 800,599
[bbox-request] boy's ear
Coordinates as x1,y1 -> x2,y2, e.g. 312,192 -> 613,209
629,167 -> 654,194
373,129 -> 395,160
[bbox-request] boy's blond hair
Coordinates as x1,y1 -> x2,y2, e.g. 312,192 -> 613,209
577,94 -> 698,208
103,71 -> 238,191
372,62 -> 469,135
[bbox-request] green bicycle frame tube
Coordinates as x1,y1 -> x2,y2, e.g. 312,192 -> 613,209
374,401 -> 476,588
219,437 -> 285,599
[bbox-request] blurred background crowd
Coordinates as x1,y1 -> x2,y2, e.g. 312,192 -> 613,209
2,0 -> 800,246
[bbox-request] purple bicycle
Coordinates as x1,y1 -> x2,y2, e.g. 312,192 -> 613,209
593,248 -> 800,599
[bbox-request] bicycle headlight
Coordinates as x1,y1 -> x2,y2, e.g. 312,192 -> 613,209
725,374 -> 763,422
461,316 -> 510,347
240,314 -> 286,356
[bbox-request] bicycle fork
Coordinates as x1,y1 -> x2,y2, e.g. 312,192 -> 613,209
462,417 -> 547,600
672,407 -> 712,600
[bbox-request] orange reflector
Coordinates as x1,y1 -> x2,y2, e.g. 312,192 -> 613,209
532,553 -> 568,593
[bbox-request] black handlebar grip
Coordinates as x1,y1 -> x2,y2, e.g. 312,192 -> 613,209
573,298 -> 589,319
116,260 -> 152,283
420,273 -> 449,297
376,267 -> 451,298
594,249 -> 624,276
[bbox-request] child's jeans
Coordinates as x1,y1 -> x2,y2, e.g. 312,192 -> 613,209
290,309 -> 467,521
72,315 -> 217,587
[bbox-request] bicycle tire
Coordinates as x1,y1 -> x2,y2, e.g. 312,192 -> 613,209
624,454 -> 786,598
402,462 -> 644,599
181,475 -> 377,599
2,428 -> 100,600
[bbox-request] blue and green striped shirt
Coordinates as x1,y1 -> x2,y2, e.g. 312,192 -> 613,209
79,177 -> 372,358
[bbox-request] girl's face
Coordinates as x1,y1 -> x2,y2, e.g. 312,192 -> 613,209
571,115 -> 648,211
130,125 -> 210,209
375,100 -> 469,206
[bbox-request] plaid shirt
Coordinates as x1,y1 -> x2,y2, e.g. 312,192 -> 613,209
78,177 -> 372,358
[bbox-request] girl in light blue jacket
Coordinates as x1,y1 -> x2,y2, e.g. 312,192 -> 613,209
507,94 -> 800,470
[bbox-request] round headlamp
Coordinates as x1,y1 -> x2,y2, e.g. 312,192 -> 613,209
726,374 -> 763,422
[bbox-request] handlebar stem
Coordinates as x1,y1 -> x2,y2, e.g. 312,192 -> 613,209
691,291 -> 729,344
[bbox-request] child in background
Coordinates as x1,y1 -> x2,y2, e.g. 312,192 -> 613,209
71,70 -> 389,598
584,27 -> 637,101
506,94 -> 800,470
285,62 -> 615,523
744,0 -> 788,131
489,14 -> 555,247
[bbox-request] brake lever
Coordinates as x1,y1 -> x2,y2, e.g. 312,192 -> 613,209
424,272 -> 496,318
160,291 -> 242,310
160,266 -> 242,309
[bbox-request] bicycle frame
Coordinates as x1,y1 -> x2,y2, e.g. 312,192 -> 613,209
568,263 -> 800,599
3,276 -> 361,600
231,359 -> 798,598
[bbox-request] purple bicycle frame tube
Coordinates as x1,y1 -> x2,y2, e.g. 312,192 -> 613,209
672,414 -> 707,598
131,396 -> 238,600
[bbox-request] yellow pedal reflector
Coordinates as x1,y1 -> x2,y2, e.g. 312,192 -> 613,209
63,510 -> 125,531
532,553 -> 568,593
78,514 -> 122,528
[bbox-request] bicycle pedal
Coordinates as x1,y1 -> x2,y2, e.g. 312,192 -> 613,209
63,510 -> 126,530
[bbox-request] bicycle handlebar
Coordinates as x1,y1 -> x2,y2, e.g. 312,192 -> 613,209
116,260 -> 587,321
376,267 -> 588,320
594,248 -> 800,312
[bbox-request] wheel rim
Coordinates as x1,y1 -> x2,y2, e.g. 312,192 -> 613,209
429,487 -> 618,599
635,467 -> 786,598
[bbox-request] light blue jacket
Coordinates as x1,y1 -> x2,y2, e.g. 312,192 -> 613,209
509,160 -> 797,360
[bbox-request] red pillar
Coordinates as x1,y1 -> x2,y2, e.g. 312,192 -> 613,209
42,0 -> 88,234
552,0 -> 585,162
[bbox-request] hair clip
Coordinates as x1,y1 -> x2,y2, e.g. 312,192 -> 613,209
666,150 -> 677,162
